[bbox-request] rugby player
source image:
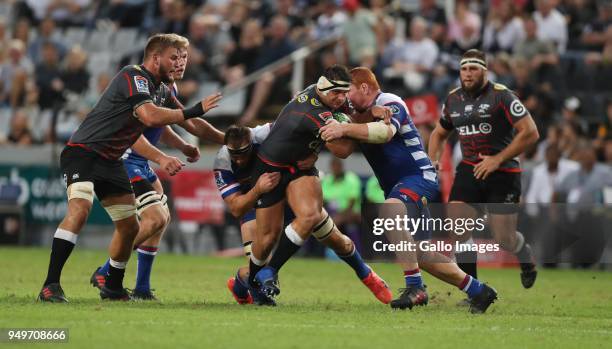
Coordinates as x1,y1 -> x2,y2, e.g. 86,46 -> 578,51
248,65 -> 391,305
216,124 -> 391,305
320,67 -> 497,313
38,34 -> 222,302
90,41 -> 225,300
428,49 -> 539,295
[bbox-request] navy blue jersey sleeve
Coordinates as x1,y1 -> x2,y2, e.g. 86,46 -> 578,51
383,101 -> 408,131
214,169 -> 242,199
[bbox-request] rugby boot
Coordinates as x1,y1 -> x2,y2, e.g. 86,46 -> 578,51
390,285 -> 428,310
227,275 -> 253,305
469,284 -> 498,314
361,269 -> 393,304
90,267 -> 106,289
38,283 -> 68,303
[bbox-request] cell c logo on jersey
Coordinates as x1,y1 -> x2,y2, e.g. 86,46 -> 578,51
510,100 -> 526,117
479,122 -> 492,134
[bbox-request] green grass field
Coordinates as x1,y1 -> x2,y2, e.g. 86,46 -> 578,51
0,247 -> 611,348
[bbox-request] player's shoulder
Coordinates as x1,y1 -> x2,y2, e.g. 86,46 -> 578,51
119,64 -> 143,75
213,146 -> 232,171
377,92 -> 403,106
491,82 -> 520,102
293,85 -> 326,110
377,92 -> 409,114
446,86 -> 462,99
250,123 -> 271,145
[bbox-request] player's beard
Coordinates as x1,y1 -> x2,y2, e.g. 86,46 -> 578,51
461,73 -> 486,95
159,64 -> 174,84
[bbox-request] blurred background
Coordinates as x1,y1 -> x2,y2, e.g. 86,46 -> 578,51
0,0 -> 610,267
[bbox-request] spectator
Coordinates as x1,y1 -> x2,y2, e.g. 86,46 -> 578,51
239,15 -> 296,124
27,17 -> 67,65
563,0 -> 599,51
224,0 -> 251,43
525,144 -> 580,206
223,19 -> 263,85
482,0 -> 525,53
321,157 -> 362,230
34,42 -> 64,110
447,0 -> 482,51
152,0 -> 192,37
533,0 -> 568,53
383,16 -> 439,95
274,0 -> 307,44
12,18 -> 32,51
186,14 -> 232,83
559,120 -> 586,160
513,16 -> 559,68
365,176 -> 385,204
97,0 -> 148,28
559,96 -> 589,134
412,0 -> 447,45
60,46 -> 90,96
321,157 -> 362,250
24,0 -> 91,27
311,0 -> 346,42
6,108 -> 34,146
0,39 -> 33,108
340,0 -> 379,66
584,25 -> 612,66
580,1 -> 612,51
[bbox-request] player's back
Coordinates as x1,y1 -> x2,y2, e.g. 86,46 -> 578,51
258,85 -> 333,165
359,92 -> 436,195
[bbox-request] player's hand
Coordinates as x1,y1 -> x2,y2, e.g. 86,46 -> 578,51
159,155 -> 185,176
201,92 -> 223,113
182,144 -> 200,163
473,154 -> 502,180
320,120 -> 345,142
370,105 -> 392,125
255,172 -> 281,194
297,153 -> 318,170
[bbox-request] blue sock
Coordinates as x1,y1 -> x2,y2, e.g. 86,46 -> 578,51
99,259 -> 110,275
460,275 -> 484,298
338,246 -> 371,280
135,246 -> 158,292
233,272 -> 250,298
404,268 -> 423,288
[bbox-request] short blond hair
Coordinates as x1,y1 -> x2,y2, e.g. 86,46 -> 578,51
144,33 -> 189,60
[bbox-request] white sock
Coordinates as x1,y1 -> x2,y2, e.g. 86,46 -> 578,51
109,258 -> 127,269
54,228 -> 78,244
285,224 -> 305,246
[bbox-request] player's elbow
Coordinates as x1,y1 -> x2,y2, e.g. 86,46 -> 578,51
228,206 -> 245,219
138,111 -> 160,127
526,126 -> 540,146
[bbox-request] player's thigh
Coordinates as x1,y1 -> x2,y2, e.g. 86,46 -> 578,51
60,146 -> 97,226
484,171 -> 522,215
286,175 -> 323,221
255,200 -> 285,239
449,162 -> 484,212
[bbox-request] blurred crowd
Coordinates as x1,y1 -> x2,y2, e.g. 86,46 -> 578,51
0,0 -> 610,199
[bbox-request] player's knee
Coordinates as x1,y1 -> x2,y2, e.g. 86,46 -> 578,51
497,234 -> 517,251
119,221 -> 140,240
311,214 -> 335,241
297,210 -> 324,232
150,214 -> 167,235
